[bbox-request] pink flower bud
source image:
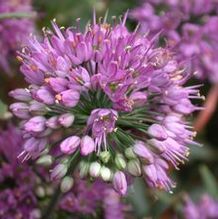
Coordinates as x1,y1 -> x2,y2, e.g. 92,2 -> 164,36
46,116 -> 60,129
29,101 -> 46,115
36,86 -> 55,105
23,137 -> 47,155
80,135 -> 95,156
49,77 -> 68,93
113,171 -> 127,195
51,164 -> 67,180
9,88 -> 31,101
10,102 -> 30,119
60,136 -> 80,154
24,116 -> 46,133
148,124 -> 168,141
130,91 -> 147,107
58,113 -> 74,128
133,141 -> 154,164
58,89 -> 80,107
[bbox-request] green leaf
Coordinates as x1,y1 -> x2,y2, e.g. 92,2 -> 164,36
199,165 -> 218,199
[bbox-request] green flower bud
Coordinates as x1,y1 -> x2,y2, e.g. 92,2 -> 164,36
127,159 -> 142,176
45,186 -> 54,196
35,186 -> 45,198
99,151 -> 111,163
125,147 -> 137,159
79,161 -> 90,178
89,161 -> 101,177
60,176 -> 74,193
36,155 -> 53,166
35,176 -> 42,184
100,166 -> 112,181
115,154 -> 126,170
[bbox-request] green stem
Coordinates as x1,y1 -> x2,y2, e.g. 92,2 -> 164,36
41,186 -> 62,219
0,12 -> 37,20
42,151 -> 80,219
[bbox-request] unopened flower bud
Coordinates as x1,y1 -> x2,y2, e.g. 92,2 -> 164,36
49,77 -> 68,93
125,147 -> 137,159
51,163 -> 67,180
60,136 -> 80,154
148,124 -> 168,141
127,159 -> 142,176
10,102 -> 30,119
147,138 -> 165,154
46,116 -> 60,129
100,166 -> 112,181
130,91 -> 147,107
36,186 -> 45,198
79,161 -> 90,178
9,88 -> 31,101
58,89 -> 80,107
60,176 -> 74,193
89,161 -> 101,177
99,151 -> 111,163
23,137 -> 47,154
35,176 -> 42,185
133,141 -> 154,164
115,154 -> 126,170
58,113 -> 75,128
24,116 -> 46,133
80,135 -> 95,156
36,155 -> 53,166
29,101 -> 47,115
36,86 -> 55,105
30,209 -> 41,219
45,186 -> 54,196
113,171 -> 127,195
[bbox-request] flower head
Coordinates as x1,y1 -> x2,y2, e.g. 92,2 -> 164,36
10,13 -> 200,195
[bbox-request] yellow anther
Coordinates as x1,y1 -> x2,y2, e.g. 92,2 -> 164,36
16,56 -> 23,62
55,94 -> 62,101
44,78 -> 50,83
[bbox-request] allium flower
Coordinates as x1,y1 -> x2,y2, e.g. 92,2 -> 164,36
10,12 -> 201,195
0,126 -> 40,219
0,0 -> 35,74
183,194 -> 218,219
130,0 -> 218,83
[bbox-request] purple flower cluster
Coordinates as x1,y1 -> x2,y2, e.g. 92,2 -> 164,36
130,0 -> 218,83
0,126 -> 40,219
60,179 -> 106,215
60,179 -> 125,219
183,194 -> 218,219
0,0 -> 34,74
9,13 -> 200,195
104,188 -> 125,219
